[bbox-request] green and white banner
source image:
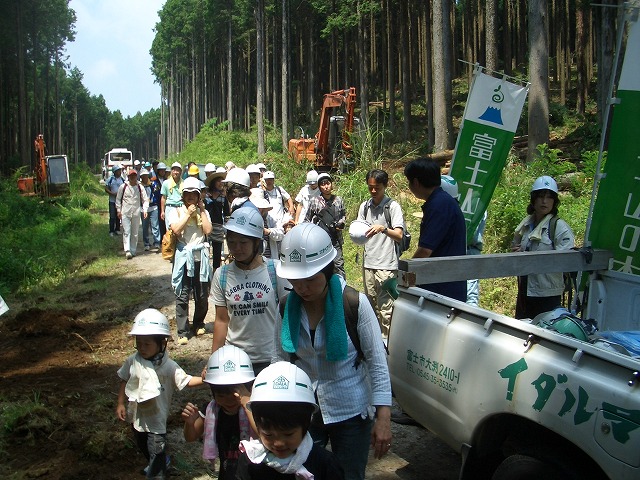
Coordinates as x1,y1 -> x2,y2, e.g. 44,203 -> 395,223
589,16 -> 640,276
450,71 -> 529,244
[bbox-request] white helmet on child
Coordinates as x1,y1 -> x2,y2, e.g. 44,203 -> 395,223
247,361 -> 317,410
225,206 -> 264,239
205,345 -> 255,385
276,223 -> 336,279
441,175 -> 459,199
222,167 -> 251,187
128,309 -> 171,337
182,176 -> 202,194
348,219 -> 371,245
531,175 -> 558,193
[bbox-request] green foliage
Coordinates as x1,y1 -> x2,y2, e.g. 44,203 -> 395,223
0,171 -> 113,296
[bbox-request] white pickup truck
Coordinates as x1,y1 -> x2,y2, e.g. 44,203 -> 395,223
388,250 -> 640,479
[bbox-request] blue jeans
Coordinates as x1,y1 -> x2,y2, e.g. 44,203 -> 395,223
143,209 -> 161,247
309,414 -> 373,480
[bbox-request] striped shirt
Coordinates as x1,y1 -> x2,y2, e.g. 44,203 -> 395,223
273,278 -> 392,424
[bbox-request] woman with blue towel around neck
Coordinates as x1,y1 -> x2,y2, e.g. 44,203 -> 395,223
273,223 -> 392,480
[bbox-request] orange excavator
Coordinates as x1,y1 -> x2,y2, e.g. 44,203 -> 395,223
17,134 -> 70,197
288,87 -> 358,172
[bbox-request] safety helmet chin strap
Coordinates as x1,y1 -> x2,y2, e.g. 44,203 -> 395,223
234,238 -> 262,268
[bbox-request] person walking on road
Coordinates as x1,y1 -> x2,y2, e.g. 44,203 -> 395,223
161,162 -> 184,230
105,164 -> 125,236
116,168 -> 149,260
168,177 -> 212,345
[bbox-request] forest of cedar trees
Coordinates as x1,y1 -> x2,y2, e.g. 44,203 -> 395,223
0,0 -> 624,174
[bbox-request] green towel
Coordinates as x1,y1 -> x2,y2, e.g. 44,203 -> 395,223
281,274 -> 348,361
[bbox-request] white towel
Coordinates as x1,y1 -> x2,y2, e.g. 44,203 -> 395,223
240,432 -> 315,479
125,353 -> 162,403
514,213 -> 553,243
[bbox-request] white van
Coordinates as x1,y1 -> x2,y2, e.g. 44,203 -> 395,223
102,148 -> 133,180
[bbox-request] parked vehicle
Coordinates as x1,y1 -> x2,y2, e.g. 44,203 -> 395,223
17,134 -> 69,197
102,148 -> 133,181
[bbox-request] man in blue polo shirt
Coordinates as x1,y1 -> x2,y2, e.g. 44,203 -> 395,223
404,158 -> 467,302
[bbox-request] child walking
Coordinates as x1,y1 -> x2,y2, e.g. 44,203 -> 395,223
182,345 -> 257,479
116,309 -> 203,479
237,362 -> 345,479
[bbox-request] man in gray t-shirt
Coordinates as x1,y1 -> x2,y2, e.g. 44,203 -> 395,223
356,169 -> 405,338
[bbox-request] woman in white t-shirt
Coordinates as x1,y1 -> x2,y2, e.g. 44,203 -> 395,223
210,207 -> 281,375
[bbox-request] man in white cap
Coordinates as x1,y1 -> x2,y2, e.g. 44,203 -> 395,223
116,168 -> 149,259
161,162 -> 184,229
246,164 -> 261,189
204,163 -> 216,182
133,159 -> 142,178
294,170 -> 320,224
249,188 -> 284,260
262,171 -> 293,228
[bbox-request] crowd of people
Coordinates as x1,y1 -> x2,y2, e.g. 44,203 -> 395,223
111,157 -> 574,479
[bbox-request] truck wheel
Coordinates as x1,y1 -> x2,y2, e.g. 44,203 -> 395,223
491,454 -> 564,480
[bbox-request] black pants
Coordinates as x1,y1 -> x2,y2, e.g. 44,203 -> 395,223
515,276 -> 562,320
133,429 -> 167,479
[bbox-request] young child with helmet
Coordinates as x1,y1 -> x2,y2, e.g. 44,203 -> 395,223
116,309 -> 204,479
210,207 -> 285,375
236,362 -> 344,479
512,175 -> 575,319
274,223 -> 392,480
167,176 -> 213,344
182,345 -> 257,480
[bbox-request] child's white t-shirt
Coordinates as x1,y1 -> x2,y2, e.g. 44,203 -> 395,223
118,353 -> 192,434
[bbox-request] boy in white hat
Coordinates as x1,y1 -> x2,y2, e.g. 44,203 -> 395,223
116,309 -> 203,479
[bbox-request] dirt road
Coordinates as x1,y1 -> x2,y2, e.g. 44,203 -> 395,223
0,237 -> 460,479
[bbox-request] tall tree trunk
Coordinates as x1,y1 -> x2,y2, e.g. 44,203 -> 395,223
256,0 -> 265,155
432,0 -> 453,151
386,0 -> 395,132
423,1 -> 434,149
595,0 -> 616,129
16,2 -> 29,167
227,15 -> 234,131
486,0 -> 497,72
503,0 -> 513,75
575,0 -> 588,114
400,0 -> 410,140
281,0 -> 289,151
358,0 -> 369,125
528,0 -> 550,161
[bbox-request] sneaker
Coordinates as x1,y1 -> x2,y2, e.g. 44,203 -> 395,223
109,232 -> 115,237
195,327 -> 206,336
125,251 -> 133,260
144,245 -> 150,251
114,231 -> 121,235
177,336 -> 189,345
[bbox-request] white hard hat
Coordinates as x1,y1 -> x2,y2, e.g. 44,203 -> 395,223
128,309 -> 171,337
349,219 -> 371,245
225,206 -> 264,239
256,162 -> 267,171
225,161 -> 236,171
317,172 -> 332,184
139,168 -> 150,177
204,163 -> 216,173
171,161 -> 182,170
249,188 -> 272,210
133,159 -> 141,166
157,162 -> 167,170
246,164 -> 261,174
277,223 -> 336,279
263,170 -> 275,180
205,345 -> 255,385
306,170 -> 319,184
182,176 -> 202,194
222,167 -> 251,187
216,166 -> 226,174
531,175 -> 558,193
247,361 -> 317,410
441,174 -> 459,199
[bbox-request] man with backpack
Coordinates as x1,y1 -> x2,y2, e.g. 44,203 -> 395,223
305,173 -> 346,278
263,170 -> 294,228
356,169 -> 406,339
116,168 -> 149,259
